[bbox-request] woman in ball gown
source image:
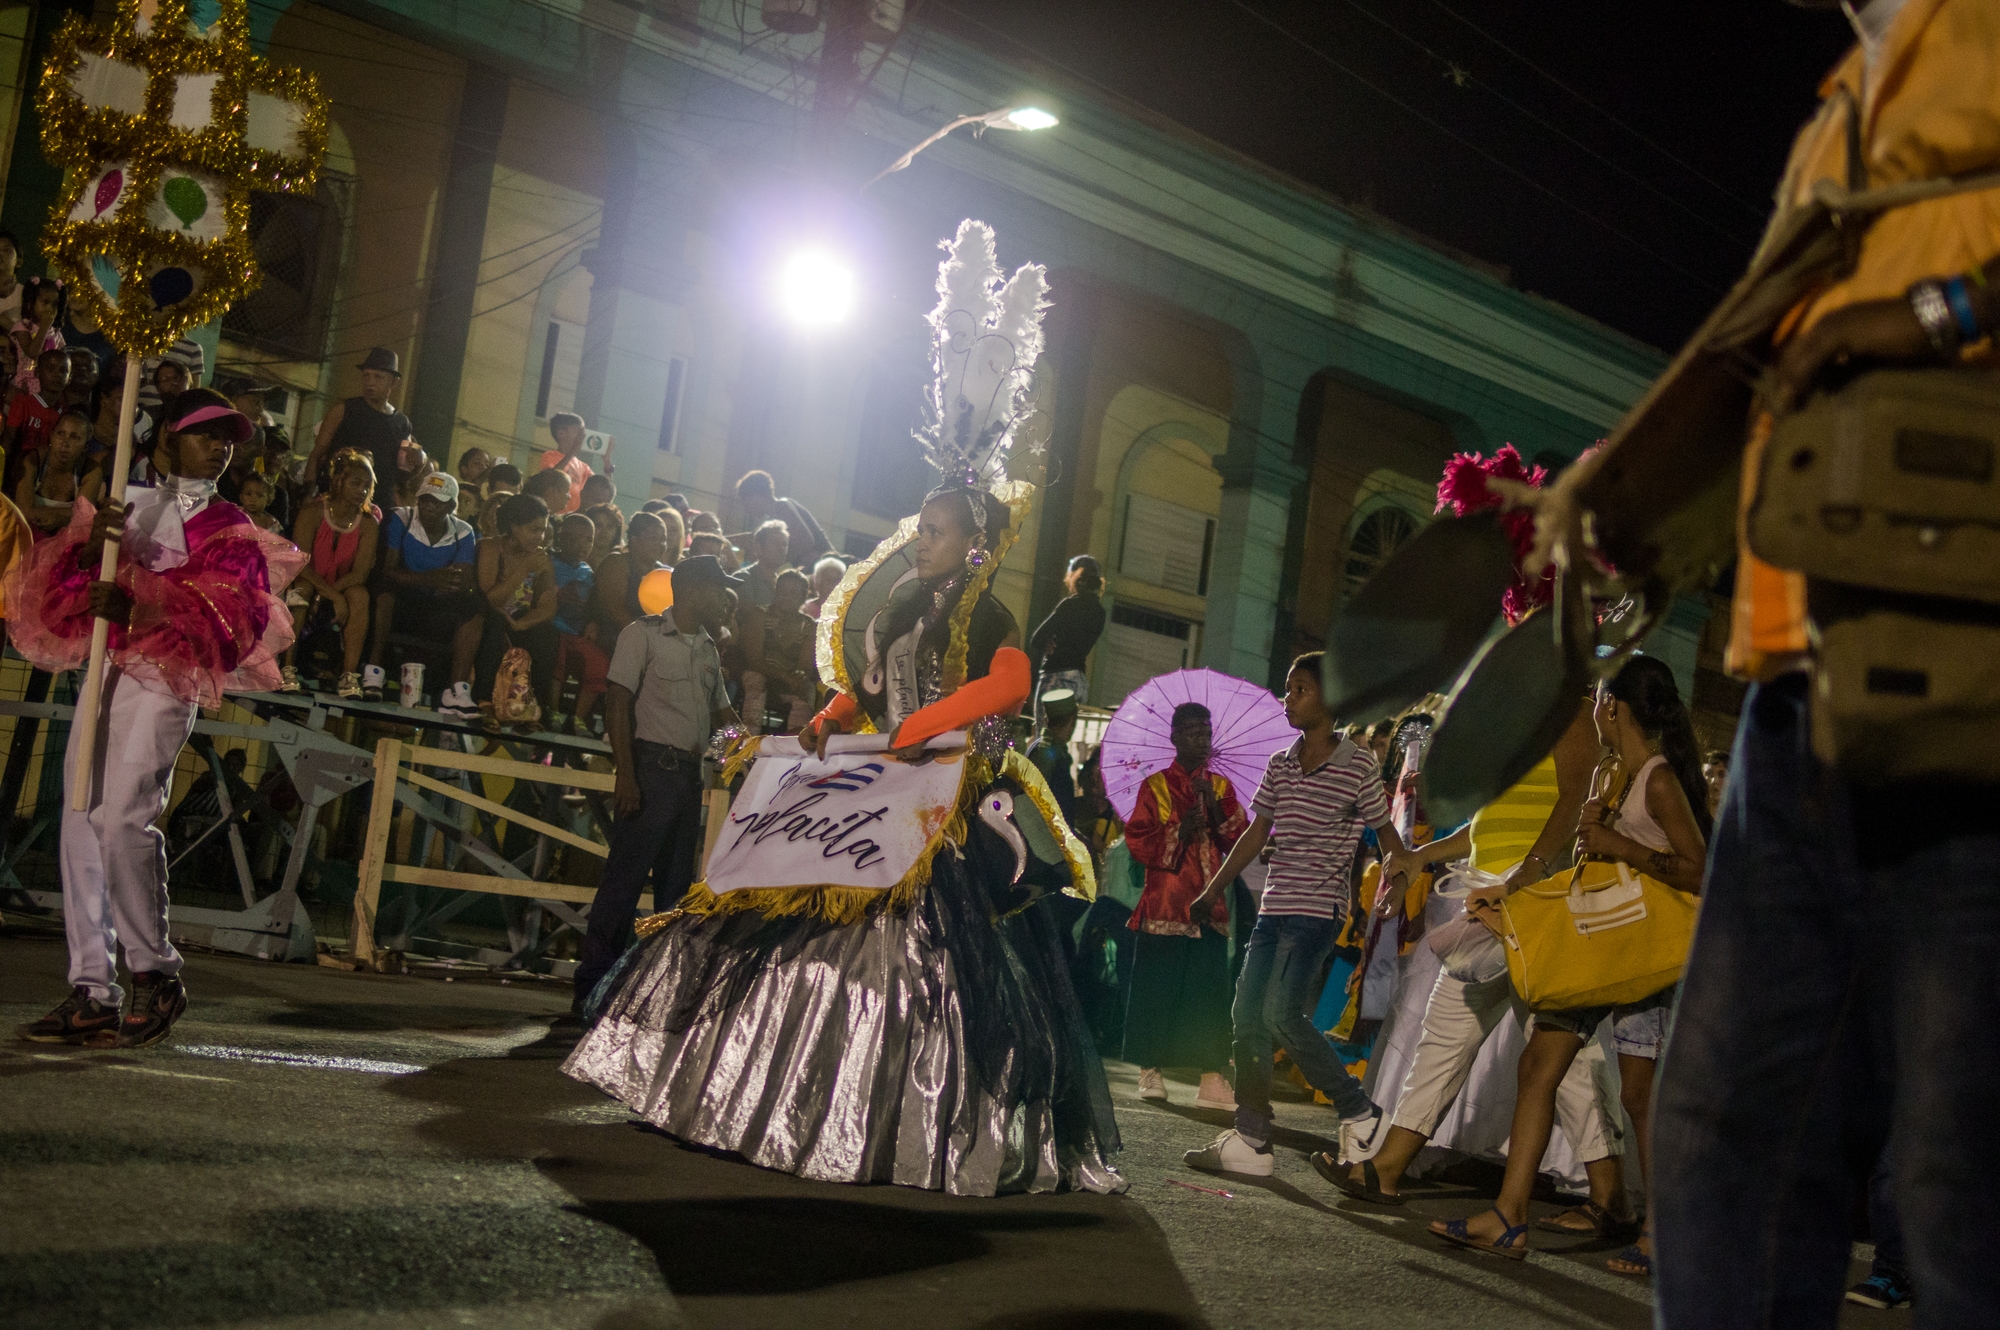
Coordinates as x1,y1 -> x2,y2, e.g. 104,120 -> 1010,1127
563,221 -> 1123,1197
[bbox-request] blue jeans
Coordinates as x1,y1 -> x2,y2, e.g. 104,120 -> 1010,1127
574,741 -> 704,1001
1653,674 -> 2000,1328
1867,1146 -> 1908,1287
1231,913 -> 1372,1140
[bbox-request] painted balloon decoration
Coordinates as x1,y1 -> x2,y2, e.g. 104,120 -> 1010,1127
160,176 -> 206,229
89,254 -> 121,298
92,167 -> 122,218
36,0 -> 327,354
148,266 -> 194,308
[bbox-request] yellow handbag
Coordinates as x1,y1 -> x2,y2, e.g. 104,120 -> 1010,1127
1496,762 -> 1701,1012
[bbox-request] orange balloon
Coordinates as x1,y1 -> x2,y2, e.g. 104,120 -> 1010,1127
638,567 -> 675,615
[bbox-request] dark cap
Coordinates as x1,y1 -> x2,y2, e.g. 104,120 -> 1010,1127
671,554 -> 744,597
357,347 -> 402,376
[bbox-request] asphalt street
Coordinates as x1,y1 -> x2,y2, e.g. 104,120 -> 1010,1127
0,926 -> 1889,1330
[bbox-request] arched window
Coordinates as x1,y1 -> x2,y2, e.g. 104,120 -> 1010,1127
1342,505 -> 1419,601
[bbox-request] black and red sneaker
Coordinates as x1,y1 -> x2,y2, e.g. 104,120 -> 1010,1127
16,986 -> 122,1045
112,971 -> 188,1049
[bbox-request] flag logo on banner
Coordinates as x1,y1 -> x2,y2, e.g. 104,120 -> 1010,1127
807,763 -> 885,793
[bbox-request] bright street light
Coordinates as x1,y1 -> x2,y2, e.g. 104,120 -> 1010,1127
864,105 -> 1060,188
776,249 -> 857,326
995,106 -> 1058,132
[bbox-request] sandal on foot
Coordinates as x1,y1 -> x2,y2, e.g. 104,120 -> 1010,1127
1311,1152 -> 1404,1206
1606,1243 -> 1653,1277
1535,1200 -> 1638,1241
1433,1206 -> 1530,1261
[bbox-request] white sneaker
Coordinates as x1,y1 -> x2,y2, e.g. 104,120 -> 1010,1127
1183,1129 -> 1274,1177
439,682 -> 476,718
1342,1105 -> 1388,1162
1194,1072 -> 1237,1110
361,664 -> 386,700
1137,1067 -> 1168,1101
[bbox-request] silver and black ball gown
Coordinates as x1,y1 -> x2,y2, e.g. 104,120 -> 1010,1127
563,805 -> 1125,1196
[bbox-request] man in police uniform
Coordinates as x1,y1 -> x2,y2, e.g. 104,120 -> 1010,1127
1025,688 -> 1081,828
574,554 -> 742,1008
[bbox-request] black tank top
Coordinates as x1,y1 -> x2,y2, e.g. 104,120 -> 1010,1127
330,396 -> 412,507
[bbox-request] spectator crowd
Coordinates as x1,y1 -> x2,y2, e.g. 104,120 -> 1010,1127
0,317 -> 861,737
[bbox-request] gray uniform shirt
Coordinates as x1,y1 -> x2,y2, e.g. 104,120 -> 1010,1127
607,614 -> 729,751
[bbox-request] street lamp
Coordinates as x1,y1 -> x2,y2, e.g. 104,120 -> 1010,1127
776,248 -> 858,325
864,105 -> 1059,188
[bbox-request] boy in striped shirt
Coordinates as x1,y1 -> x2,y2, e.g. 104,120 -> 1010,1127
1185,651 -> 1408,1177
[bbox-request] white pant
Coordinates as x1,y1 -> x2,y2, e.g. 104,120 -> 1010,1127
1392,968 -> 1622,1163
61,668 -> 197,1005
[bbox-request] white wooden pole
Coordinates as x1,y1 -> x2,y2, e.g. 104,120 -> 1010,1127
68,356 -> 143,811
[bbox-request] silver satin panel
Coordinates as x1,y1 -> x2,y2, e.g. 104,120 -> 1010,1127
563,901 -> 1126,1198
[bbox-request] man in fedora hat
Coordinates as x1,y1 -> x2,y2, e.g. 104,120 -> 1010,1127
307,347 -> 412,510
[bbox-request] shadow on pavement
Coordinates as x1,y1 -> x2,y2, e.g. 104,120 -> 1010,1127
387,1023 -> 1213,1330
573,1194 -> 1097,1294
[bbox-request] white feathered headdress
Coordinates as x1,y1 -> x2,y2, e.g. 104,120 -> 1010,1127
921,219 -> 1049,493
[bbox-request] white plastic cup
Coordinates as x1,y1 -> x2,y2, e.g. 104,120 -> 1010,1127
400,662 -> 425,709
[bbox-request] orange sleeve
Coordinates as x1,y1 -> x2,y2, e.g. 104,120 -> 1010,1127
808,690 -> 861,734
889,645 -> 1031,748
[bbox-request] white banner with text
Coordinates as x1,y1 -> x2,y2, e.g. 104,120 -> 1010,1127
703,739 -> 968,896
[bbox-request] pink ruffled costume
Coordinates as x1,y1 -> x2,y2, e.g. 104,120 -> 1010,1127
7,494 -> 305,706
5,490 -> 305,1012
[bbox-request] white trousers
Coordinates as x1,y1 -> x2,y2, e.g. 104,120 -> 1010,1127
1391,968 -> 1622,1163
61,668 -> 197,1005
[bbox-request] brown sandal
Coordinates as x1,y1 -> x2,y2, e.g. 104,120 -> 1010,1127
1310,1151 -> 1405,1205
1534,1200 -> 1639,1241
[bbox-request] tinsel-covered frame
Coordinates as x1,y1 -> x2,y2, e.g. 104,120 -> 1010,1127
37,0 -> 328,355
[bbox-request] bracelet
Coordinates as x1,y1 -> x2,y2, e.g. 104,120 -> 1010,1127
1944,275 -> 1984,342
1909,280 -> 1960,357
1520,852 -> 1549,881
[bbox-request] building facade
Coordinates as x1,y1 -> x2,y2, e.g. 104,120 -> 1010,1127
0,0 -> 1675,702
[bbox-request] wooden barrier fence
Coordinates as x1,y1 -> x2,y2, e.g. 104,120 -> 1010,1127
349,737 -> 730,970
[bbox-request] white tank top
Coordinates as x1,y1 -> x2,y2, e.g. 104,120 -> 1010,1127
1612,754 -> 1673,854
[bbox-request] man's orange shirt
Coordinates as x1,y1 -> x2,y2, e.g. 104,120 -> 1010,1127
1730,0 -> 2000,678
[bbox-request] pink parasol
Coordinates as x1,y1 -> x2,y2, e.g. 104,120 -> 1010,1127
1099,668 -> 1299,820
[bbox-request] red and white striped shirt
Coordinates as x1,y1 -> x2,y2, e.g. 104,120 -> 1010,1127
1251,737 -> 1390,919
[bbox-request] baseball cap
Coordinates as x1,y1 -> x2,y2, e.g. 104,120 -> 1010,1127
671,554 -> 745,596
416,472 -> 459,506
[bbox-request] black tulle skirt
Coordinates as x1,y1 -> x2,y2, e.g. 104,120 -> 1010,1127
563,817 -> 1125,1196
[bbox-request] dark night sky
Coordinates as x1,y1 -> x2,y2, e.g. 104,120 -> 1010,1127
932,0 -> 1857,352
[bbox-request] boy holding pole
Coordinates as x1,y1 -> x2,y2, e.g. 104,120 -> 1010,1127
12,385 -> 303,1048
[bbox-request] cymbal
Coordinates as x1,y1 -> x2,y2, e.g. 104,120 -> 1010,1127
1322,512 -> 1513,725
1420,596 -> 1593,830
